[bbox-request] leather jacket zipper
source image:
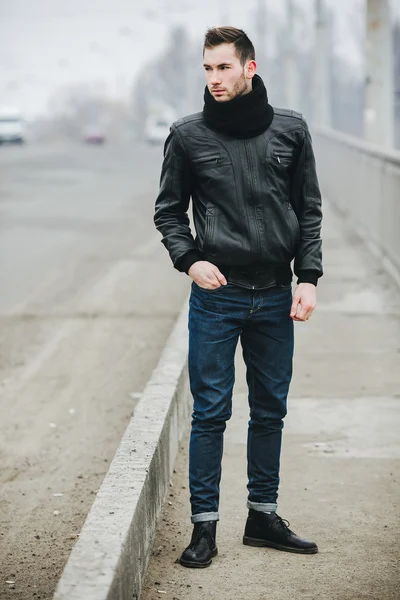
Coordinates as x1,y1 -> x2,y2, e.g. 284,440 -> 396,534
274,151 -> 292,164
193,154 -> 220,165
244,141 -> 255,194
244,140 -> 262,254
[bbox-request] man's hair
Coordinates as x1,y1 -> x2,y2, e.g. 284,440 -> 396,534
203,27 -> 255,66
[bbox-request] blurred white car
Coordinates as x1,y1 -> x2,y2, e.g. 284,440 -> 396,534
144,116 -> 170,145
0,107 -> 25,144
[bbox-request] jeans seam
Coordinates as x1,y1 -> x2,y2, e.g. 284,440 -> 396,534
242,331 -> 256,490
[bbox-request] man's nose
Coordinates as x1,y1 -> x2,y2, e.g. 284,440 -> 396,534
210,72 -> 221,86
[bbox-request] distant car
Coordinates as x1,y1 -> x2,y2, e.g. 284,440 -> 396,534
144,117 -> 170,145
0,108 -> 25,145
82,130 -> 106,145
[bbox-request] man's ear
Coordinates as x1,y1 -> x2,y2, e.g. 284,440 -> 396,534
246,60 -> 257,79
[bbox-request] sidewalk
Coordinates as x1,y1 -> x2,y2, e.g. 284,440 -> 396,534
141,201 -> 400,600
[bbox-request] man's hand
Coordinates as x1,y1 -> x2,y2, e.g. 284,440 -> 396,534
290,283 -> 317,322
188,261 -> 227,290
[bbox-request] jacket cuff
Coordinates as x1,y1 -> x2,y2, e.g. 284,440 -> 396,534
175,250 -> 202,274
296,270 -> 319,286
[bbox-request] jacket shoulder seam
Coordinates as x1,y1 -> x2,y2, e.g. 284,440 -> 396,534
173,112 -> 203,129
170,125 -> 190,159
273,107 -> 304,121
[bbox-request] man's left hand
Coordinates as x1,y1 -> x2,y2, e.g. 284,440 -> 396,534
290,283 -> 317,322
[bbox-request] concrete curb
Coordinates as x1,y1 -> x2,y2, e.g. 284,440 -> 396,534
53,302 -> 190,600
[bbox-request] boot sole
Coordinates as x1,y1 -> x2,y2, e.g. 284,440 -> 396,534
179,548 -> 218,568
243,536 -> 318,554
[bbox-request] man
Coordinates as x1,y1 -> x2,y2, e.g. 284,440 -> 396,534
154,26 -> 322,568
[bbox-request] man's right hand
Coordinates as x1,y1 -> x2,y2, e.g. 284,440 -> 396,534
188,261 -> 227,290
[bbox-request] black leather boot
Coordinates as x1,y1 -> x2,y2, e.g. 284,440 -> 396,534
179,520 -> 218,568
243,509 -> 318,554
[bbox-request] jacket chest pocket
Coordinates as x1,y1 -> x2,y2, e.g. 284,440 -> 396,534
271,151 -> 293,167
192,151 -> 234,200
192,154 -> 221,169
263,150 -> 294,190
192,152 -> 232,174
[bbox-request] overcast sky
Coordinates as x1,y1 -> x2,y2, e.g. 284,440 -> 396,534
1,0 -> 399,119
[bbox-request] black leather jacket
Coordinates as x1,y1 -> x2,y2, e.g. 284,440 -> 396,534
154,108 -> 323,286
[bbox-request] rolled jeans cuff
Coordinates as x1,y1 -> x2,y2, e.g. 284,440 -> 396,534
191,512 -> 219,523
247,501 -> 277,513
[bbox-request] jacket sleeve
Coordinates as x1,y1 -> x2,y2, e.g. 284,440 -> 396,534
292,120 -> 323,286
154,127 -> 202,272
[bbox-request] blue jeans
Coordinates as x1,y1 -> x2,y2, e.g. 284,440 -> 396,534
188,282 -> 294,523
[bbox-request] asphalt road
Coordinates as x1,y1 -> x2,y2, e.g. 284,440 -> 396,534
0,141 -> 190,599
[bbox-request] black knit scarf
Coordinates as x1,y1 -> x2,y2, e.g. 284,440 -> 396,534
203,74 -> 274,139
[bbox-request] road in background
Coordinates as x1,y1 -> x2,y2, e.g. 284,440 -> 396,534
0,141 -> 190,599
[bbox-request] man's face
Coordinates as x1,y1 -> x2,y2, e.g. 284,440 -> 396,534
203,43 -> 255,102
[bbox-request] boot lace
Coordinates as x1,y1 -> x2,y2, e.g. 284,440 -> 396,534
271,514 -> 293,533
